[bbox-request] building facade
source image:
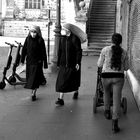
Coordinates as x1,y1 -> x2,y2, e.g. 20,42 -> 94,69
116,0 -> 140,109
2,0 -> 59,39
1,0 -> 89,40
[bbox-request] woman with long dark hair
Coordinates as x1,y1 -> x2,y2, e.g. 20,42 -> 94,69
97,33 -> 129,133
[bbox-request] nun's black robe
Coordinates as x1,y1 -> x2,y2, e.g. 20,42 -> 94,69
21,35 -> 48,89
56,33 -> 82,93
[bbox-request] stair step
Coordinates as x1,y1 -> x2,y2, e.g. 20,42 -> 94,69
89,20 -> 115,23
89,22 -> 115,25
89,23 -> 115,25
88,29 -> 114,32
88,32 -> 114,36
91,11 -> 115,14
90,12 -> 115,17
88,39 -> 111,43
88,43 -> 107,47
94,1 -> 116,3
90,16 -> 115,19
89,24 -> 114,27
88,42 -> 111,48
83,48 -> 101,56
88,37 -> 111,41
88,33 -> 113,36
92,5 -> 115,8
89,26 -> 114,29
93,2 -> 116,4
88,36 -> 112,39
94,1 -> 116,4
87,0 -> 116,46
89,21 -> 115,24
90,19 -> 115,22
92,6 -> 115,10
88,36 -> 112,40
88,33 -> 112,35
90,11 -> 115,14
88,28 -> 114,31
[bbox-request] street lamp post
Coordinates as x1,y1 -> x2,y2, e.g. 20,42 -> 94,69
49,0 -> 61,72
0,0 -> 2,35
47,8 -> 51,63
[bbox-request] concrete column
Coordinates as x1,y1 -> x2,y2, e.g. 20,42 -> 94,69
49,0 -> 61,72
0,0 -> 2,35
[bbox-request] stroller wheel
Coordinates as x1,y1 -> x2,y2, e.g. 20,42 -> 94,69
9,76 -> 16,84
93,96 -> 97,113
121,97 -> 127,114
0,81 -> 6,89
41,79 -> 47,86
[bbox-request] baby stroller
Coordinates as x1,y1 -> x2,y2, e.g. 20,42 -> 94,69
93,67 -> 127,114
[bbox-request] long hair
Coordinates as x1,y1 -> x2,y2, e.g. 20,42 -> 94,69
111,33 -> 123,71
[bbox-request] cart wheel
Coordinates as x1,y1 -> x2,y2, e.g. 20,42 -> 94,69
121,97 -> 127,114
93,96 -> 97,113
0,81 -> 6,89
9,76 -> 16,84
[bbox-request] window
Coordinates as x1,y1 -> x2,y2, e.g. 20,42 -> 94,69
25,0 -> 44,9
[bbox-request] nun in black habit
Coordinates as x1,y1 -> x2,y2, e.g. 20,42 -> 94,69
21,25 -> 48,101
55,26 -> 82,106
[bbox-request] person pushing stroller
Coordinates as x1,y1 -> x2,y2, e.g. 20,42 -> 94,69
97,33 -> 129,133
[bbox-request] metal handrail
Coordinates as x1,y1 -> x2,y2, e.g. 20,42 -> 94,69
86,0 -> 94,34
114,4 -> 117,33
86,0 -> 94,46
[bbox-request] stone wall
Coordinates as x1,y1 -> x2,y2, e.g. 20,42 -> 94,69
128,0 -> 140,82
124,0 -> 140,110
121,0 -> 129,51
3,19 -> 55,40
116,0 -> 130,51
115,0 -> 140,110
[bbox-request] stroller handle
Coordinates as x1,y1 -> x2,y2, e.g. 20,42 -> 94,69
5,42 -> 17,48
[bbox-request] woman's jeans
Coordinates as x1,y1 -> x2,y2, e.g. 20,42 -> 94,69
102,77 -> 124,120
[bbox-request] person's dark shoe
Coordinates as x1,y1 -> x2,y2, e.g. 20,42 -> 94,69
55,98 -> 64,106
112,119 -> 120,133
31,94 -> 36,101
104,110 -> 112,120
73,91 -> 79,99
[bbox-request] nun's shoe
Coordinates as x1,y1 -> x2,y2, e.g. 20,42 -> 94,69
55,98 -> 64,106
31,94 -> 36,101
73,91 -> 79,100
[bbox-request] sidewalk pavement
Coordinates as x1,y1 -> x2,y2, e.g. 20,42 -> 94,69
0,54 -> 140,140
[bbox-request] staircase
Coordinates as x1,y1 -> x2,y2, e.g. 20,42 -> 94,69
86,0 -> 117,55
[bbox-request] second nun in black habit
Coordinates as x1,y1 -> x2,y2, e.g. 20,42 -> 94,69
55,26 -> 82,106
